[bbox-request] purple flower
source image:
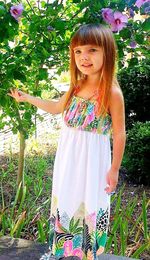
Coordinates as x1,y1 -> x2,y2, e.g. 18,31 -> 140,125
110,11 -> 128,32
47,26 -> 54,31
10,3 -> 24,21
130,41 -> 137,48
129,8 -> 135,18
101,8 -> 114,23
144,6 -> 150,13
135,0 -> 150,8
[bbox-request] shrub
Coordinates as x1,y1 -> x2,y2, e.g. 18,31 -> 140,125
118,58 -> 150,129
122,121 -> 150,185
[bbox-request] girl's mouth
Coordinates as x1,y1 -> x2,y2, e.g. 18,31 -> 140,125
82,64 -> 93,67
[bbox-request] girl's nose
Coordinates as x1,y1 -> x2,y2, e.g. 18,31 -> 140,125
79,51 -> 89,61
80,55 -> 89,61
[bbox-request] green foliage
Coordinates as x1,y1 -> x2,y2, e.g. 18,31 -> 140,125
105,185 -> 150,258
0,0 -> 91,137
0,154 -> 52,240
119,58 -> 150,129
141,17 -> 150,31
122,121 -> 150,185
0,0 -> 149,139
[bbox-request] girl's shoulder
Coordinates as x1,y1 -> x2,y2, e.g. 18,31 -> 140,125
110,85 -> 124,100
109,85 -> 125,115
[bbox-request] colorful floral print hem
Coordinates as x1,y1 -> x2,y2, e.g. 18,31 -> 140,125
64,95 -> 112,135
49,200 -> 109,260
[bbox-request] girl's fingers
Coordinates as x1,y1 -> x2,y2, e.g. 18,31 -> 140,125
7,90 -> 14,98
105,183 -> 116,193
7,89 -> 24,101
7,93 -> 12,97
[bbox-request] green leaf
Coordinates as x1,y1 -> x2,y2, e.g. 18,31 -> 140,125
105,234 -> 113,251
113,233 -> 118,255
119,28 -> 132,39
120,217 -> 125,256
55,237 -> 65,250
128,58 -> 139,67
47,5 -> 57,16
41,1 -> 46,8
126,196 -> 138,218
74,227 -> 83,233
60,225 -> 68,233
132,243 -> 149,258
142,18 -> 150,32
73,218 -> 80,230
72,0 -> 81,3
37,68 -> 48,80
0,96 -> 7,106
24,111 -> 31,120
13,71 -> 26,82
96,231 -> 107,247
135,34 -> 144,44
10,211 -> 26,236
0,5 -> 6,16
69,216 -> 74,231
1,213 -> 7,233
37,219 -> 46,242
54,19 -> 66,31
142,191 -> 148,240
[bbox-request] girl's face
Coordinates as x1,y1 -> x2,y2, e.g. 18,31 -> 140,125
73,44 -> 104,77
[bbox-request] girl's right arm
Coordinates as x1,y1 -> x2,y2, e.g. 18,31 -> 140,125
8,89 -> 68,115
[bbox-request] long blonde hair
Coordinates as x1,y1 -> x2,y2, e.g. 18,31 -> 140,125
62,23 -> 120,117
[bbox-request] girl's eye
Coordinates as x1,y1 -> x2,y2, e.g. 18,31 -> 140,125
74,50 -> 81,54
89,48 -> 97,52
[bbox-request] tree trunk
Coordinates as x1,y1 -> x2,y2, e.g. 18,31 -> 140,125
17,131 -> 26,200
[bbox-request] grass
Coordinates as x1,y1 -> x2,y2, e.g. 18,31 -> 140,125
106,186 -> 150,258
0,131 -> 59,240
0,130 -> 150,259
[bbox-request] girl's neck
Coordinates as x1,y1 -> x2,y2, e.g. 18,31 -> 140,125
83,74 -> 101,87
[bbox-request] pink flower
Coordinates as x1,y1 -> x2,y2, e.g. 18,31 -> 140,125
10,3 -> 24,21
135,0 -> 150,8
101,8 -> 114,23
73,248 -> 83,259
64,240 -> 73,257
64,240 -> 83,259
110,11 -> 128,32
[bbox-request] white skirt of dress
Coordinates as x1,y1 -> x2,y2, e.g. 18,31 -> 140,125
52,122 -> 111,215
47,122 -> 112,259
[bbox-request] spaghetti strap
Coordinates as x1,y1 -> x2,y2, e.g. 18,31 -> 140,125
73,85 -> 99,102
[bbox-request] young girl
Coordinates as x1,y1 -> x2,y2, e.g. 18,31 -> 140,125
8,24 -> 126,260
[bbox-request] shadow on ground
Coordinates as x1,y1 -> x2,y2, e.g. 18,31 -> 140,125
0,236 -> 136,260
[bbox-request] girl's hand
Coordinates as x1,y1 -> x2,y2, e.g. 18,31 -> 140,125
105,168 -> 119,194
7,88 -> 29,102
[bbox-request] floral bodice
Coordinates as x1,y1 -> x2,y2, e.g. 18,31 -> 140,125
64,95 -> 112,135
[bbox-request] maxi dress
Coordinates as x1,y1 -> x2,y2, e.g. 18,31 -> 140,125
42,92 -> 112,260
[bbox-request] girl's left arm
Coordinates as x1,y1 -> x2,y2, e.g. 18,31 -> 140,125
105,86 -> 126,194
